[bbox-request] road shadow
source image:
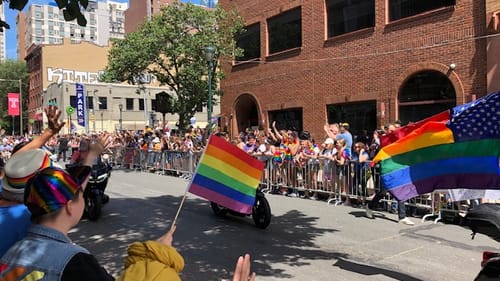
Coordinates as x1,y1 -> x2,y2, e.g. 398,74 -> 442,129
333,257 -> 425,281
70,194 -> 345,280
348,210 -> 399,223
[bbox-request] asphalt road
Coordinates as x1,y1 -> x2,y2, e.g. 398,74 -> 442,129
70,170 -> 498,281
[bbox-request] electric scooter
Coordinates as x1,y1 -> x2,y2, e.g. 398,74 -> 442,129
210,188 -> 271,229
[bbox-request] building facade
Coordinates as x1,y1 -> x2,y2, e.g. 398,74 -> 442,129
124,0 -> 175,34
25,38 -> 111,132
44,81 -> 180,133
219,0 -> 500,141
17,0 -> 127,60
25,38 -> 211,134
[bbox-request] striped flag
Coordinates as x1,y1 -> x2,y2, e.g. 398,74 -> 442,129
373,91 -> 500,201
188,135 -> 265,214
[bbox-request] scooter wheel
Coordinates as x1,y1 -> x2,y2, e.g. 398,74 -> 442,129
252,195 -> 271,229
210,202 -> 228,217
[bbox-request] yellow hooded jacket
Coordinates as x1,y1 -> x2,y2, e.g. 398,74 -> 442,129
117,241 -> 185,281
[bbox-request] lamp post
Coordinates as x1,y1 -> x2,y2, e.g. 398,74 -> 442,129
118,103 -> 123,131
0,78 -> 22,135
100,111 -> 104,132
204,46 -> 216,126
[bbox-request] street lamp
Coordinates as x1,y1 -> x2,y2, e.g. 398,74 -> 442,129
118,103 -> 123,131
100,111 -> 104,132
0,78 -> 22,135
204,46 -> 216,126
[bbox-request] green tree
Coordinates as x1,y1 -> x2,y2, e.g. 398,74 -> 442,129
103,2 -> 244,131
0,60 -> 29,134
0,0 -> 89,31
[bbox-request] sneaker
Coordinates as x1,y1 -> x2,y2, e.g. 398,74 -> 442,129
365,205 -> 373,219
288,192 -> 299,197
399,217 -> 415,225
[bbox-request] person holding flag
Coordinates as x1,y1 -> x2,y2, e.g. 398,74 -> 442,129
366,91 -> 500,223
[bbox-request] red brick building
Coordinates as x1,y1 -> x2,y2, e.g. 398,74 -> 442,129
124,0 -> 175,34
219,0 -> 500,141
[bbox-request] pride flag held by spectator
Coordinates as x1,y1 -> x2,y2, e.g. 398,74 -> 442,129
373,91 -> 500,201
188,135 -> 265,214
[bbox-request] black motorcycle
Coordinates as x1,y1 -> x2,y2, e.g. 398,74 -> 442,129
461,203 -> 500,280
84,154 -> 112,220
67,154 -> 112,221
210,188 -> 271,229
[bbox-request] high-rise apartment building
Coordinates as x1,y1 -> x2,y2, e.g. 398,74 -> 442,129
0,4 -> 6,62
17,0 -> 127,60
124,0 -> 175,34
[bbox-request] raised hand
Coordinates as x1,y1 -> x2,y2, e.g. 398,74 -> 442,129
231,254 -> 255,281
89,133 -> 111,156
45,105 -> 65,134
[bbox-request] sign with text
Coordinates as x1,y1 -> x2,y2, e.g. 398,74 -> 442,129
7,93 -> 20,116
75,83 -> 86,127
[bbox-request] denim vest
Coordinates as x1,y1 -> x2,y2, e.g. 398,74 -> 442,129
0,224 -> 89,281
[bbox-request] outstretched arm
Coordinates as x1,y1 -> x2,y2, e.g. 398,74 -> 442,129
324,123 -> 336,139
82,133 -> 111,167
272,121 -> 283,140
16,106 -> 65,155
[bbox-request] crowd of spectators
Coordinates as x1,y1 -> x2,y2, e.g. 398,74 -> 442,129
0,106 -> 256,280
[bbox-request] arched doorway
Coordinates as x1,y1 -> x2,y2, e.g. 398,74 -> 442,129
234,94 -> 260,134
398,70 -> 456,124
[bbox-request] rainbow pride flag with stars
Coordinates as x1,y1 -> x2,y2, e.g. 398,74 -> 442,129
189,135 -> 265,214
373,91 -> 500,201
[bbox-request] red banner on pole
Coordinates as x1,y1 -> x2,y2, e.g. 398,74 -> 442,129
7,93 -> 20,116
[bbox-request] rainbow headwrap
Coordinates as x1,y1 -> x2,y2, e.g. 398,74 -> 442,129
24,167 -> 85,217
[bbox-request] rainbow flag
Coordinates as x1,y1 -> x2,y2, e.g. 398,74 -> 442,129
373,91 -> 500,201
188,135 -> 265,214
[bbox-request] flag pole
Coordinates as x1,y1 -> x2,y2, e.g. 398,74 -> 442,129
170,134 -> 213,229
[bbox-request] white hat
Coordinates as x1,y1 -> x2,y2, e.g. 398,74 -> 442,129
324,138 -> 335,145
2,149 -> 53,202
152,137 -> 160,143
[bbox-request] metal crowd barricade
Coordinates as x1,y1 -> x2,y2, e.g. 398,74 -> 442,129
109,142 -> 440,223
155,150 -> 203,179
117,146 -> 141,170
257,157 -> 435,217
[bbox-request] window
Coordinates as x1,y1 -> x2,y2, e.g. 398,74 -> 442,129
326,0 -> 375,38
70,95 -> 76,108
268,108 -> 303,132
151,99 -> 157,111
98,97 -> 107,110
236,23 -> 261,61
326,101 -> 377,143
126,98 -> 134,110
389,0 -> 455,21
267,7 -> 302,54
139,98 -> 144,111
87,96 -> 94,109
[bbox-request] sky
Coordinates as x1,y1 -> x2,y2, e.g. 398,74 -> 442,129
3,0 -> 210,60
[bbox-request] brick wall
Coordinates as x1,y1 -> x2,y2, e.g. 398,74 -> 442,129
219,0 -> 488,140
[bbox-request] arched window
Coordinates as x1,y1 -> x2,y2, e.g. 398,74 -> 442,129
398,71 -> 456,124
